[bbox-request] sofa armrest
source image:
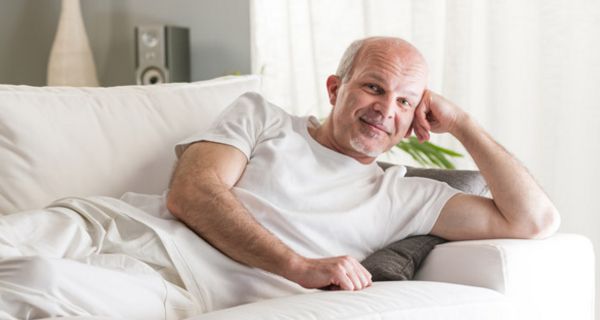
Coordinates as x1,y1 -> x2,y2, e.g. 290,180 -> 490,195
414,233 -> 595,320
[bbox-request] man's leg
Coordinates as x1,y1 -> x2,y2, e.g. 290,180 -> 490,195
0,205 -> 184,285
0,205 -> 202,318
0,207 -> 94,259
0,256 -> 200,319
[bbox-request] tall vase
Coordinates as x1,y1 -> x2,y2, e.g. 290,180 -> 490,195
47,0 -> 99,86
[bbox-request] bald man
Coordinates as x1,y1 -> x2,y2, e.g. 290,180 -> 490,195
167,37 -> 560,292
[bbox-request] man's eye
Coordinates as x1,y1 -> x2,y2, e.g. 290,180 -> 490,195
366,84 -> 382,93
398,98 -> 411,108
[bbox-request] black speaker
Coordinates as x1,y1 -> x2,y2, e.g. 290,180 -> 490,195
135,25 -> 190,85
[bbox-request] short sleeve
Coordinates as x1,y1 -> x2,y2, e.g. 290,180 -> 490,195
174,92 -> 278,159
383,168 -> 462,244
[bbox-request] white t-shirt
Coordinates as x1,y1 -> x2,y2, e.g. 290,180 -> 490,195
119,92 -> 462,312
175,92 -> 461,261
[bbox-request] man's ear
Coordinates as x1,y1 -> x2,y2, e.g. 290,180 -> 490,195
326,75 -> 341,106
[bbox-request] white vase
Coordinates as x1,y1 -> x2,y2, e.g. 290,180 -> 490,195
47,0 -> 99,86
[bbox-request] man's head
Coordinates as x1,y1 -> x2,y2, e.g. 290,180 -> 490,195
315,37 -> 429,164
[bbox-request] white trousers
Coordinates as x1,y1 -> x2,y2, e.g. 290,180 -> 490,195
0,205 -> 201,319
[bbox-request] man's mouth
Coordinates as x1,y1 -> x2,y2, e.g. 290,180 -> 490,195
359,117 -> 391,135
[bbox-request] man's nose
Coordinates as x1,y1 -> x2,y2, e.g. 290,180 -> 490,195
373,95 -> 395,119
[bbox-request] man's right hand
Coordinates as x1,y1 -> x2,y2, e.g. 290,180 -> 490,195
284,255 -> 372,291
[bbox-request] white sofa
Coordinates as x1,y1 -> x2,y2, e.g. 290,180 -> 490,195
0,76 -> 595,320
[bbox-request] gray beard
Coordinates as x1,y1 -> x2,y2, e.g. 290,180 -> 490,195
350,137 -> 384,158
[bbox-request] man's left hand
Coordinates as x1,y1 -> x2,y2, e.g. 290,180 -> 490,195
412,90 -> 467,142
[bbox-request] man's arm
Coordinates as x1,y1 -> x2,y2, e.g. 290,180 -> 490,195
167,141 -> 372,290
412,90 -> 560,241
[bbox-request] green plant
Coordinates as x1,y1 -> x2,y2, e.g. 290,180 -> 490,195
395,136 -> 462,169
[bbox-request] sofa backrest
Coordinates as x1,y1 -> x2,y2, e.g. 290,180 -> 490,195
0,75 -> 260,214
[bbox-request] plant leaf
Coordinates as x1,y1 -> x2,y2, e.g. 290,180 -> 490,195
393,136 -> 462,169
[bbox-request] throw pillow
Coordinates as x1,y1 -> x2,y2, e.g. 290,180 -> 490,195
376,162 -> 489,196
361,235 -> 447,281
404,166 -> 489,196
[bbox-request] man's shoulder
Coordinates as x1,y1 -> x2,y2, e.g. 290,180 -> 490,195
231,92 -> 291,118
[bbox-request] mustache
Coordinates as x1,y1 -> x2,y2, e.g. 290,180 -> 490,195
359,110 -> 394,134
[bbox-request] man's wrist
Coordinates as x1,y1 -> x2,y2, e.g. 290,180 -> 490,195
280,253 -> 308,282
449,112 -> 477,141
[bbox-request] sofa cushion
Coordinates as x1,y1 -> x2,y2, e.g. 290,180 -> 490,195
0,76 -> 260,214
189,281 -> 514,320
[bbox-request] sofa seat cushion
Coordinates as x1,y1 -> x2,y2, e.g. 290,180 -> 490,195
189,281 -> 514,320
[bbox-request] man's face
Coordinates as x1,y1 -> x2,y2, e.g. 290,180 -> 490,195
326,48 -> 428,162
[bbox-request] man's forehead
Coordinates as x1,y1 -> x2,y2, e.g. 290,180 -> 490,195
354,40 -> 429,84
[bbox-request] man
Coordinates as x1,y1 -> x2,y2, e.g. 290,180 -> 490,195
167,36 -> 561,292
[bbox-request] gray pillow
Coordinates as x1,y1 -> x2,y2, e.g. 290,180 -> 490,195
361,163 -> 488,281
361,235 -> 446,281
377,162 -> 489,196
404,166 -> 489,196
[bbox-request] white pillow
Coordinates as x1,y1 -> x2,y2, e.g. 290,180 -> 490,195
0,75 -> 260,214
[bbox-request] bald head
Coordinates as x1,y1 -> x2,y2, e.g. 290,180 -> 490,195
313,37 -> 429,163
336,37 -> 428,83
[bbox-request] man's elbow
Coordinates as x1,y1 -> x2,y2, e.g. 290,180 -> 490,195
167,179 -> 215,222
534,206 -> 561,239
167,182 -> 198,220
166,189 -> 184,219
522,205 -> 561,240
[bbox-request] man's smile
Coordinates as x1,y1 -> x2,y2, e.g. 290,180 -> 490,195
359,117 -> 391,135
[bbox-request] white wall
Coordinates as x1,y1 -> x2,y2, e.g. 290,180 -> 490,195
0,0 -> 251,86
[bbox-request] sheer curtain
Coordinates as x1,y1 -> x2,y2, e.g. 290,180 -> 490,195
251,0 -> 600,315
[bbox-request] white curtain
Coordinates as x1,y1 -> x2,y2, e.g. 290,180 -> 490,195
250,0 -> 600,315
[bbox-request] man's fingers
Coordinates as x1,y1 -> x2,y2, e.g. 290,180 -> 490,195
338,259 -> 361,290
363,266 -> 373,287
335,257 -> 372,291
418,107 -> 431,131
306,256 -> 373,291
351,259 -> 372,288
419,127 -> 431,143
404,123 -> 414,138
349,268 -> 365,290
414,119 -> 430,143
356,261 -> 373,289
347,260 -> 372,290
419,108 -> 432,142
337,272 -> 355,291
413,92 -> 432,143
